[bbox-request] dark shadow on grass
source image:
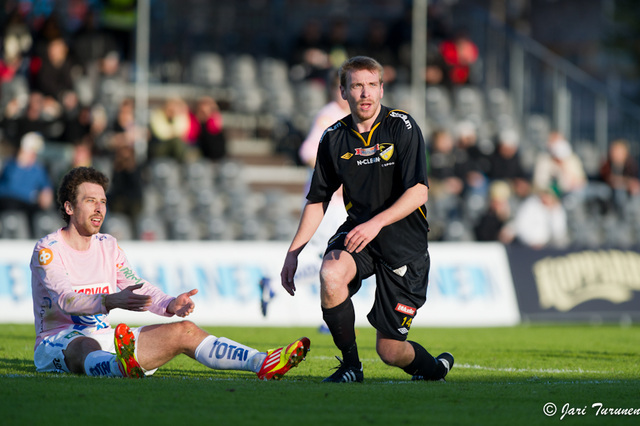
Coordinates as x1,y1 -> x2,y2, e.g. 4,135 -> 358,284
0,357 -> 35,375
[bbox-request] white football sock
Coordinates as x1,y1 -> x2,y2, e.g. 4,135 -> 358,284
84,350 -> 123,377
194,335 -> 266,372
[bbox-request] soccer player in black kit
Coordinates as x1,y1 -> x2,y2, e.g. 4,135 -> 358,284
281,56 -> 454,382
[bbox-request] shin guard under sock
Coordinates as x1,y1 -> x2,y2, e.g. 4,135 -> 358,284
402,341 -> 439,379
322,298 -> 360,367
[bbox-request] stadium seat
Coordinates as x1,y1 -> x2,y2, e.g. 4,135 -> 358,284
32,210 -> 64,237
137,214 -> 168,241
0,210 -> 30,239
168,214 -> 203,240
524,114 -> 551,149
162,187 -> 194,220
271,215 -> 297,241
454,86 -> 485,120
425,85 -> 453,128
102,213 -> 134,241
295,80 -> 329,121
184,159 -> 216,193
204,216 -> 235,240
194,188 -> 227,220
150,158 -> 182,190
236,216 -> 270,240
191,52 -> 225,87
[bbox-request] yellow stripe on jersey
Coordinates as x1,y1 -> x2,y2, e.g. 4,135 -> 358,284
418,205 -> 426,219
345,201 -> 353,211
349,122 -> 381,147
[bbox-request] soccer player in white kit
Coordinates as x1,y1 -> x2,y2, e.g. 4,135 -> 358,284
31,166 -> 310,379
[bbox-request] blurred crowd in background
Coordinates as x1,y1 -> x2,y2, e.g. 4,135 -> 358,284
1,0 -> 639,250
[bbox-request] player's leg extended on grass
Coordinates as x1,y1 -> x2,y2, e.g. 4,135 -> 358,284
137,321 -> 309,380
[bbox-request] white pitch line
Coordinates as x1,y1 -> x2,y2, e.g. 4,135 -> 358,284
456,363 -> 606,375
314,356 -> 607,375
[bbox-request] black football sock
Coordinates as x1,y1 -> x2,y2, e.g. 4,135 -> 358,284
402,341 -> 440,378
322,298 -> 360,367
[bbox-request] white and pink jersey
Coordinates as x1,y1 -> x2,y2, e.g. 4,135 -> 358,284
30,229 -> 175,349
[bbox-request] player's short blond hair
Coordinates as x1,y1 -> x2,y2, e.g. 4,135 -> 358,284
339,56 -> 384,88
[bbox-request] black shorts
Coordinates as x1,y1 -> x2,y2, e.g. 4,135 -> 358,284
326,226 -> 430,341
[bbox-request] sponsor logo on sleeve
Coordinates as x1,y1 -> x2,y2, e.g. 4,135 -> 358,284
389,111 -> 412,129
395,303 -> 416,316
38,248 -> 54,265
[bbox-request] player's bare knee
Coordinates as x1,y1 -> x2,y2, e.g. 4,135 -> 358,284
175,320 -> 199,334
376,339 -> 408,367
376,346 -> 401,366
65,337 -> 101,374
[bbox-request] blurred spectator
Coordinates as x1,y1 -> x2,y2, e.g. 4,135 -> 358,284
31,14 -> 65,59
90,51 -> 128,123
439,29 -> 479,85
288,18 -> 331,82
513,186 -> 569,250
453,120 -> 490,197
108,144 -> 144,229
425,42 -> 447,86
487,129 -> 531,199
388,4 -> 452,84
358,19 -> 398,85
427,128 -> 464,237
71,11 -> 119,74
598,138 -> 640,211
473,180 -> 515,244
60,103 -> 91,144
101,98 -> 144,154
298,74 -> 350,168
0,132 -> 54,232
3,91 -> 63,150
1,9 -> 32,84
532,131 -> 587,198
324,18 -> 354,70
428,128 -> 465,197
100,0 -> 137,62
30,37 -> 77,104
297,72 -> 349,254
187,96 -> 227,162
148,97 -> 192,162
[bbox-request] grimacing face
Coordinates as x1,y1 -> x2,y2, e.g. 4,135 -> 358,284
341,68 -> 383,125
65,182 -> 107,236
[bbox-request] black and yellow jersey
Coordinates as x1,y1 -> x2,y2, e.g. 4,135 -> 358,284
307,105 -> 430,268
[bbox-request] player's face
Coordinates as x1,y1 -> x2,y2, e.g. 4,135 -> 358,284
341,69 -> 384,126
66,182 -> 107,236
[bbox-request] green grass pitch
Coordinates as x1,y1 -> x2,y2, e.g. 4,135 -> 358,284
1,323 -> 638,425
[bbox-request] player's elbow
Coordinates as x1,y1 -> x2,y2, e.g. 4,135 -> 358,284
414,183 -> 429,204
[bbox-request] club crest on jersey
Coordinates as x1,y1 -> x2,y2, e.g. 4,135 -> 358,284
379,143 -> 394,161
395,303 -> 416,316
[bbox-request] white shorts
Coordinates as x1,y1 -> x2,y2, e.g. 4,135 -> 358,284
34,325 -> 155,376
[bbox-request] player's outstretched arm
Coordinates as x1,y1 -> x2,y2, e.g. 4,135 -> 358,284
167,289 -> 198,317
104,283 -> 152,312
281,201 -> 327,296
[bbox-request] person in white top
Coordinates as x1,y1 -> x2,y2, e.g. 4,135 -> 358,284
513,186 -> 569,249
31,166 -> 309,379
298,73 -> 350,253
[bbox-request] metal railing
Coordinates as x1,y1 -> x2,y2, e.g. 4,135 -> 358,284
457,7 -> 640,157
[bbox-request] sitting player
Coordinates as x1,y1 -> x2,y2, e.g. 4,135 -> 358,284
31,166 -> 310,379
